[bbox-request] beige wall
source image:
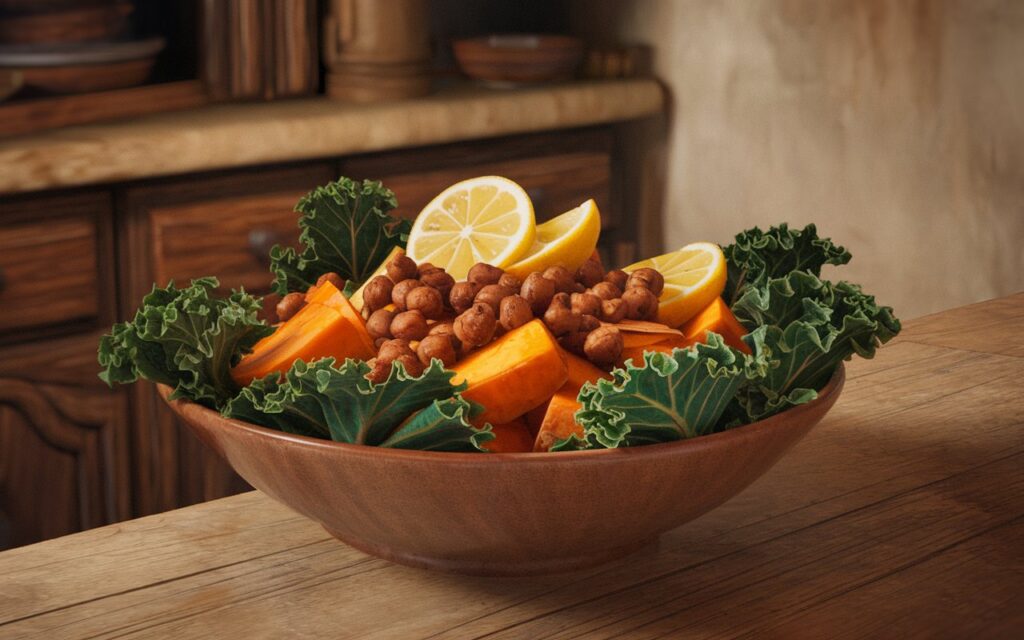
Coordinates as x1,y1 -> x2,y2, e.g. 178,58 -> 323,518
573,0 -> 1024,319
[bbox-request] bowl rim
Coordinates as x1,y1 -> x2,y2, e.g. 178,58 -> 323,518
159,362 -> 844,466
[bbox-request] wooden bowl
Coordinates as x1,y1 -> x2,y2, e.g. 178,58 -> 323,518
452,34 -> 584,85
0,37 -> 163,93
0,2 -> 131,45
159,364 -> 844,576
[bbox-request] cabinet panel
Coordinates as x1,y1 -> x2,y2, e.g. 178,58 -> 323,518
0,191 -> 114,343
119,163 -> 336,515
0,375 -> 129,550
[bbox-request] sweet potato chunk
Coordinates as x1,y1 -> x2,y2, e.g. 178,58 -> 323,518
680,297 -> 750,353
482,418 -> 534,453
451,319 -> 568,425
533,351 -> 612,452
231,281 -> 376,386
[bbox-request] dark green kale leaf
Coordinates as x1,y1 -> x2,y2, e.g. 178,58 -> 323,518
98,278 -> 273,409
223,357 -> 489,450
270,177 -> 409,295
573,334 -> 763,448
722,223 -> 851,304
729,279 -> 901,423
381,396 -> 494,452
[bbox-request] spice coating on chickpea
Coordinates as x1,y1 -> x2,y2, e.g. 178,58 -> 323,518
542,265 -> 576,294
454,302 -> 497,347
390,310 -> 429,341
275,292 -> 306,322
589,281 -> 622,301
420,269 -> 455,299
543,293 -> 582,336
474,284 -> 514,314
362,276 -> 394,312
498,272 -> 523,291
584,326 -> 624,366
366,308 -> 396,339
622,286 -> 660,321
571,292 -> 602,317
520,272 -> 555,315
600,298 -> 627,323
627,267 -> 665,296
416,334 -> 458,367
575,259 -> 605,288
315,272 -> 347,291
499,295 -> 533,331
405,286 -> 444,320
391,278 -> 422,311
467,262 -> 503,287
604,269 -> 629,291
386,252 -> 419,283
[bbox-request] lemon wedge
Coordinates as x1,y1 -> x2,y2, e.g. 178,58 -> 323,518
406,176 -> 535,281
504,199 -> 601,279
625,242 -> 727,327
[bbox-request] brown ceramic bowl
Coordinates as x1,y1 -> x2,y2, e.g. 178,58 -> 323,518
160,364 -> 844,576
452,34 -> 584,85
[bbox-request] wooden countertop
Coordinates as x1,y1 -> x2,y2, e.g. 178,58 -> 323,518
0,79 -> 664,195
2,294 -> 1021,639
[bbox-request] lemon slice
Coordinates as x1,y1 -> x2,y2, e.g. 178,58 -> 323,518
625,242 -> 727,328
406,176 -> 536,281
504,199 -> 601,279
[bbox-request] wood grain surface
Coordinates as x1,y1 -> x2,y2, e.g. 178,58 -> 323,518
0,294 -> 1021,639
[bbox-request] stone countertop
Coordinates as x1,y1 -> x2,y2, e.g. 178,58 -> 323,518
0,79 -> 664,195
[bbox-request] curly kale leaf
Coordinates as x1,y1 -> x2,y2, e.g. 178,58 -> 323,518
270,177 -> 409,295
722,223 -> 851,304
98,278 -> 273,409
574,334 -> 763,448
381,396 -> 494,452
223,358 -> 489,451
729,279 -> 901,422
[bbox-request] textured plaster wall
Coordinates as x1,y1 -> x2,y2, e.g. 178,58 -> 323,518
572,0 -> 1024,319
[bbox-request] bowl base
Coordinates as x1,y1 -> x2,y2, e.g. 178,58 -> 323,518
323,525 -> 656,576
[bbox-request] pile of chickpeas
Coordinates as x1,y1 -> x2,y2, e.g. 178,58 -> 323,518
355,251 -> 666,382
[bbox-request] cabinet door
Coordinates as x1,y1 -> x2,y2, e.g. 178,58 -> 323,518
119,163 -> 336,515
0,191 -> 128,550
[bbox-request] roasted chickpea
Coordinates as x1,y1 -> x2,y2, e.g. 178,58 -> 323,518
468,262 -> 504,287
575,259 -> 605,288
590,281 -> 622,301
315,272 -> 346,291
390,310 -> 429,341
275,292 -> 306,322
520,272 -> 555,315
622,286 -> 660,321
366,308 -> 396,339
419,269 -> 455,300
499,294 -> 533,331
448,281 -> 479,314
584,326 -> 623,367
627,267 -> 665,296
474,284 -> 514,314
498,272 -> 523,291
579,313 -> 601,333
391,278 -> 422,311
605,269 -> 629,291
559,330 -> 588,356
417,262 -> 440,277
405,286 -> 444,320
543,266 -> 576,294
386,251 -> 419,283
416,334 -> 458,367
362,275 -> 394,312
377,338 -> 415,364
600,298 -> 628,323
394,353 -> 425,377
543,293 -> 582,336
428,320 -> 462,350
571,292 -> 602,317
365,358 -> 392,384
454,302 -> 497,347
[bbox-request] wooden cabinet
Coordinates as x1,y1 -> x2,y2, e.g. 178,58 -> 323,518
0,193 -> 129,549
0,126 -> 622,548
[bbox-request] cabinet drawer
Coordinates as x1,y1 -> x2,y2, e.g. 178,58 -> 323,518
0,215 -> 100,335
370,151 -> 612,227
149,191 -> 304,295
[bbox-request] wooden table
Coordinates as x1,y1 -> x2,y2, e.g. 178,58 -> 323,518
2,295 -> 1022,639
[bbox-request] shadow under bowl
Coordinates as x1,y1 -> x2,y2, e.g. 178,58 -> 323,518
159,364 -> 844,576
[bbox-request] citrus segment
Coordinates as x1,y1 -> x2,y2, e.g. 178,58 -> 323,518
406,176 -> 535,280
504,199 -> 601,279
624,241 -> 727,328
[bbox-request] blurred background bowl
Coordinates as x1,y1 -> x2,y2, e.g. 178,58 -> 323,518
453,34 -> 584,85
